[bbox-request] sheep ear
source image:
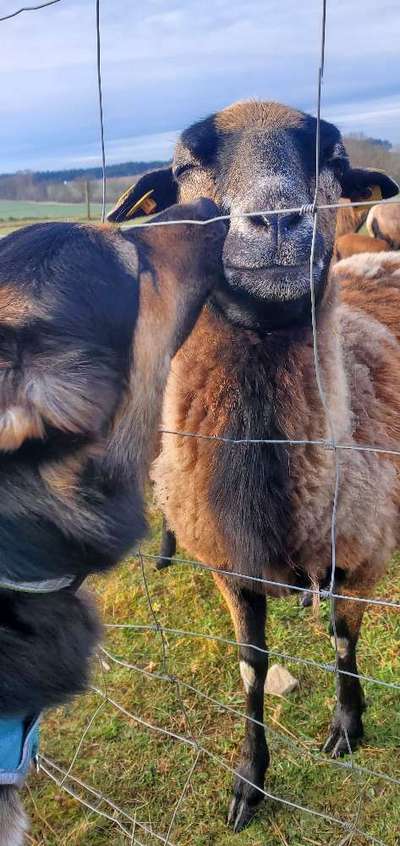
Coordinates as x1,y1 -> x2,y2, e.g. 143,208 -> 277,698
107,167 -> 177,223
340,168 -> 399,203
0,354 -> 122,452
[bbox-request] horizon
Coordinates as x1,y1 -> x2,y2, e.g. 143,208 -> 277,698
1,1 -> 399,173
1,129 -> 398,181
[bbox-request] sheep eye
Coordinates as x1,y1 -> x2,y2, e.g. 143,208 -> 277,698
323,142 -> 348,175
174,163 -> 195,179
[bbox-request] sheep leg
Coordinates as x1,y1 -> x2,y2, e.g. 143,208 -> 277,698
155,517 -> 176,570
322,595 -> 365,758
213,574 -> 269,832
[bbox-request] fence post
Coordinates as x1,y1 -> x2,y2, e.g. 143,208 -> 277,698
85,180 -> 91,220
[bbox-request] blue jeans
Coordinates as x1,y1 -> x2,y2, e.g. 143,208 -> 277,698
0,716 -> 40,787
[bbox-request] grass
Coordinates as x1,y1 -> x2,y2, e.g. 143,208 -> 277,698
0,199 -> 112,221
26,501 -> 400,846
0,200 -> 113,237
0,201 -> 148,237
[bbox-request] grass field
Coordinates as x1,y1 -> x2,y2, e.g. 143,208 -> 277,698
0,200 -> 147,238
0,200 -> 113,237
26,502 -> 400,846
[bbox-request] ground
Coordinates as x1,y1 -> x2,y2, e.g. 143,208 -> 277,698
26,502 -> 400,846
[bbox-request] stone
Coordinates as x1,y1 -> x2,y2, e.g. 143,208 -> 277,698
265,663 -> 299,696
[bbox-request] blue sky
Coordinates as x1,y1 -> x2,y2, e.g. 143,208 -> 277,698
1,0 -> 399,173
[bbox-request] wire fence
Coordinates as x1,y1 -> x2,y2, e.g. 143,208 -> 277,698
2,1 -> 400,845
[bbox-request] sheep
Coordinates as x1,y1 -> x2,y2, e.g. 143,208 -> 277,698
108,99 -> 400,831
334,186 -> 384,239
334,232 -> 390,261
0,199 -> 224,846
332,250 -> 400,298
367,201 -> 400,249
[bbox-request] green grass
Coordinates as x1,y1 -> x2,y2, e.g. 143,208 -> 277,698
0,199 -> 112,222
0,201 -> 147,237
26,502 -> 400,846
0,200 -> 114,237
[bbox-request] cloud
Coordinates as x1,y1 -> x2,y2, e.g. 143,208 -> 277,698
0,0 -> 399,172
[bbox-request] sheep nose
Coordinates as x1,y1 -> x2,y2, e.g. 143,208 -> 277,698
277,212 -> 304,240
254,211 -> 304,239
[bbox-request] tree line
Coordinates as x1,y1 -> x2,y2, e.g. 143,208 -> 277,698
1,134 -> 399,205
0,161 -> 168,203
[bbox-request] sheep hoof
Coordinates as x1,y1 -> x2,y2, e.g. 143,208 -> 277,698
322,718 -> 364,758
227,766 -> 265,832
227,794 -> 263,833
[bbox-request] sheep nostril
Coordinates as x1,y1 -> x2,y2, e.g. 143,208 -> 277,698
253,214 -> 273,229
277,212 -> 306,239
285,212 -> 302,229
251,211 -> 305,235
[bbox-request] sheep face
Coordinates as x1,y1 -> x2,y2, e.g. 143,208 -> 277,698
109,100 -> 398,332
176,103 -> 342,330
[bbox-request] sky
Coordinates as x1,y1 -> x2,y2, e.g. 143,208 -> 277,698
0,0 -> 399,173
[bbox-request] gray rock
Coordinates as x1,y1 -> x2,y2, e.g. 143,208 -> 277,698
265,663 -> 299,696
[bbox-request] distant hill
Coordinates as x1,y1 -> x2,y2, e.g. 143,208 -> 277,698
0,161 -> 168,184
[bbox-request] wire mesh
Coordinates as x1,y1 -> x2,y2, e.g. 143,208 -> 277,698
1,0 -> 400,844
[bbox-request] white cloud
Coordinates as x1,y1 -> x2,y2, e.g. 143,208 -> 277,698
324,96 -> 400,136
0,0 -> 399,172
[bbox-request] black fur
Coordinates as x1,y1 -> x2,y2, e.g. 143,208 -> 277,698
0,222 -> 138,356
227,587 -> 268,832
107,168 -> 177,222
340,168 -> 398,202
287,116 -> 346,181
0,223 -> 146,730
209,254 -> 330,332
209,329 -> 292,581
0,223 -> 145,584
0,590 -> 100,715
323,617 -> 365,755
180,114 -> 220,166
156,518 -> 177,569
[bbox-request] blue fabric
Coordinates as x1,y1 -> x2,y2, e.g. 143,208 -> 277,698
0,715 -> 40,787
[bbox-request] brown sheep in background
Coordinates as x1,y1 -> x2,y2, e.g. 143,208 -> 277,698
333,251 -> 400,316
334,232 -> 390,261
108,100 -> 399,832
367,201 -> 400,249
334,185 -> 383,239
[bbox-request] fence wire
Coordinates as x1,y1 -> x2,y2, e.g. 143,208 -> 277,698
2,0 -> 400,845
0,0 -> 61,22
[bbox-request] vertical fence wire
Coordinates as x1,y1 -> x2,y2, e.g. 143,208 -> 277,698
310,5 -> 368,844
95,0 -> 106,222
